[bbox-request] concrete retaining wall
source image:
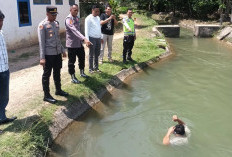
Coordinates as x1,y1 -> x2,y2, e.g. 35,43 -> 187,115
194,25 -> 221,37
154,25 -> 180,37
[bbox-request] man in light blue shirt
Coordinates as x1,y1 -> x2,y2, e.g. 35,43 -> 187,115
85,5 -> 102,73
0,10 -> 17,126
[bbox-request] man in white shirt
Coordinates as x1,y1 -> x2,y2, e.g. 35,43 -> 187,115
0,10 -> 17,126
163,115 -> 190,145
85,5 -> 102,73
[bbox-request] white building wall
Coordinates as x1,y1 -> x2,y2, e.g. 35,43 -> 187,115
0,0 -> 79,49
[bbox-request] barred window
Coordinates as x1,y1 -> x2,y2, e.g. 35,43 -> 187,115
17,0 -> 32,27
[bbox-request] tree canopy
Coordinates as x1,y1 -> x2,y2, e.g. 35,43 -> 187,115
119,0 -> 232,20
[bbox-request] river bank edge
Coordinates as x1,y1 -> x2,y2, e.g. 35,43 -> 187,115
49,42 -> 172,145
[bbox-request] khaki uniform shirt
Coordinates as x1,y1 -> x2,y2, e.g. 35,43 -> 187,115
38,18 -> 65,59
65,14 -> 85,48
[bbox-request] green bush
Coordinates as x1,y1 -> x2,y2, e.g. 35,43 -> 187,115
79,2 -> 104,18
117,7 -> 128,14
108,0 -> 120,20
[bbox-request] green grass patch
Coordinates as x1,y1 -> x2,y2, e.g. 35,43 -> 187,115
0,12 -> 167,156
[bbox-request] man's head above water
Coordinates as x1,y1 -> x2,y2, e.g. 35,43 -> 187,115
174,124 -> 185,135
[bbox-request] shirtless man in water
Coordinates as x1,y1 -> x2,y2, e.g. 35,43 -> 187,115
163,115 -> 190,145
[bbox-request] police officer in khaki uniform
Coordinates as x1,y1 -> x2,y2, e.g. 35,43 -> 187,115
38,6 -> 68,104
65,4 -> 91,84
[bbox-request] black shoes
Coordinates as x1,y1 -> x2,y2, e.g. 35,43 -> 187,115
89,69 -> 95,74
94,69 -> 102,73
80,69 -> 89,78
127,57 -> 134,61
71,74 -> 80,84
123,59 -> 127,64
55,90 -> 69,97
44,94 -> 57,104
0,116 -> 17,125
44,91 -> 68,104
89,69 -> 102,74
123,57 -> 134,63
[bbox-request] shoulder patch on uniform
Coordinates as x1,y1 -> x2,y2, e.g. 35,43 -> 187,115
39,25 -> 44,30
70,19 -> 73,24
55,21 -> 59,25
54,21 -> 59,28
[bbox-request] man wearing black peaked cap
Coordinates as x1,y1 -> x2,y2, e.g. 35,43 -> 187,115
38,6 -> 69,104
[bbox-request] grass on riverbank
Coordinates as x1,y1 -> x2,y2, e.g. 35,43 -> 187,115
0,13 -> 167,156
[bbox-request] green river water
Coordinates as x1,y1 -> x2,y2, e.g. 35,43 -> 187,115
50,29 -> 232,157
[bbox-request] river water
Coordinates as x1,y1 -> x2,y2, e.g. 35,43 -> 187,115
50,29 -> 232,157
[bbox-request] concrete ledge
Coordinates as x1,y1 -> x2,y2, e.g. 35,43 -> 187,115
194,25 -> 221,37
49,45 -> 172,140
154,25 -> 180,37
216,26 -> 232,40
152,27 -> 163,37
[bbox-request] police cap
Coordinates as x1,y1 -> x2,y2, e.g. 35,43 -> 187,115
46,6 -> 58,15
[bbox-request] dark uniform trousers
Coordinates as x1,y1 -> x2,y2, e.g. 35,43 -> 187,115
123,35 -> 135,60
42,54 -> 62,95
68,47 -> 85,75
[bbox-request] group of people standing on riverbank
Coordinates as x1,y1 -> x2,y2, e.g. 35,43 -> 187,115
38,4 -> 136,104
0,4 -> 136,127
1,5 -> 191,146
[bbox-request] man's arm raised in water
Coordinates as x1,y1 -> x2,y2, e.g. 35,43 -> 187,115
172,115 -> 185,125
163,126 -> 175,145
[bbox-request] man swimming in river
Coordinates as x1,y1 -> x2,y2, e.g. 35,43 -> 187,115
163,115 -> 190,145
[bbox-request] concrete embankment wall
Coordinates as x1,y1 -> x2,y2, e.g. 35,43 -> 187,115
194,25 -> 220,37
179,21 -> 221,38
154,25 -> 180,37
